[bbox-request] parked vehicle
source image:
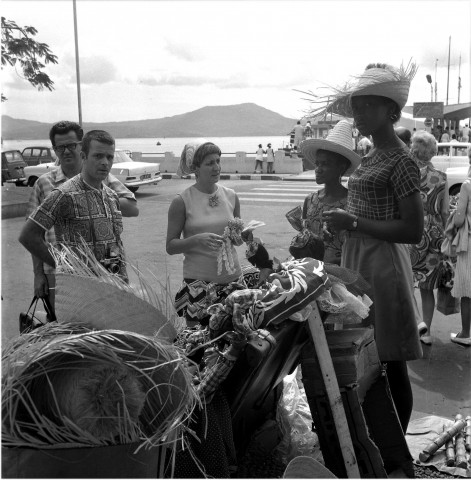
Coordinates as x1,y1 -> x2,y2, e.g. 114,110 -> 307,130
21,146 -> 58,166
446,166 -> 469,197
2,150 -> 27,186
431,142 -> 470,171
110,150 -> 162,192
23,150 -> 162,193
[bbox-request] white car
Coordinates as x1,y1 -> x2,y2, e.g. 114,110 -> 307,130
446,166 -> 469,197
24,150 -> 162,193
431,142 -> 470,171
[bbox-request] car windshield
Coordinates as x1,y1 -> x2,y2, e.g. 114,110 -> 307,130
114,151 -> 133,163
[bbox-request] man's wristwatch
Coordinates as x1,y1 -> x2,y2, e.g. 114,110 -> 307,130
351,215 -> 358,231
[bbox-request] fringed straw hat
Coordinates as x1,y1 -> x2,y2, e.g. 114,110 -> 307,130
51,242 -> 179,342
300,120 -> 361,174
300,61 -> 417,119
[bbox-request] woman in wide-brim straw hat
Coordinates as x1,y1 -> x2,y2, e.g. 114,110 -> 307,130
298,120 -> 361,265
320,62 -> 424,436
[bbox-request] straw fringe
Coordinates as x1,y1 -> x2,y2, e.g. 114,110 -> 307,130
297,60 -> 418,119
2,323 -> 199,450
50,241 -> 178,341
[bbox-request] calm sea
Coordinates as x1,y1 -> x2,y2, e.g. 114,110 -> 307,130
2,136 -> 290,155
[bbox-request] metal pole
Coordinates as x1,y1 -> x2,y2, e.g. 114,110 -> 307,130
446,36 -> 451,106
73,0 -> 83,125
457,54 -> 461,104
434,58 -> 438,102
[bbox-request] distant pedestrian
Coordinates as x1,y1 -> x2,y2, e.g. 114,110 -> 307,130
266,143 -> 275,173
304,121 -> 313,139
461,124 -> 470,142
254,144 -> 265,173
408,131 -> 449,346
450,134 -> 459,143
449,147 -> 471,347
440,127 -> 450,142
293,120 -> 305,148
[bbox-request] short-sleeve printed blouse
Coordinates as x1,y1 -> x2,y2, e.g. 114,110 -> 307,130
346,148 -> 420,220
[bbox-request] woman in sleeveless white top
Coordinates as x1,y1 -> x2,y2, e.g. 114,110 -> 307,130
166,142 -> 242,326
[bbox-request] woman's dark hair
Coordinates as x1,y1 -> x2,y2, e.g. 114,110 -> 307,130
49,121 -> 83,146
317,149 -> 350,175
81,130 -> 115,156
192,142 -> 221,168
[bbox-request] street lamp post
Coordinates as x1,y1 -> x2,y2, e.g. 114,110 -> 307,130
73,0 -> 82,125
426,74 -> 433,102
434,59 -> 438,102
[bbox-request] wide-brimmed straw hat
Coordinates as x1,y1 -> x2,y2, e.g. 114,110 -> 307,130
51,243 -> 179,342
300,120 -> 361,174
300,61 -> 417,120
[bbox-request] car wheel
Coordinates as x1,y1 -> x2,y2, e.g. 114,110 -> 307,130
28,177 -> 38,187
128,186 -> 139,193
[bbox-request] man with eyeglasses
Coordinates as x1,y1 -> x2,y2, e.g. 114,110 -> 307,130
23,120 -> 138,308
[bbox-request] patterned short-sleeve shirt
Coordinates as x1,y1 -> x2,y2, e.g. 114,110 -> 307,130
346,148 -> 420,220
27,167 -> 135,273
29,174 -> 125,263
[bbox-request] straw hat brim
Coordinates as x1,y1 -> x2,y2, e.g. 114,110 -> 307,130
300,138 -> 361,175
55,274 -> 177,342
283,456 -> 337,478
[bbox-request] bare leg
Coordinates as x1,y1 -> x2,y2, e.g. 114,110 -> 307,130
419,287 -> 435,333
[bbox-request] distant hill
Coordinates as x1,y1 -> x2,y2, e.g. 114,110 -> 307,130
1,103 -> 298,140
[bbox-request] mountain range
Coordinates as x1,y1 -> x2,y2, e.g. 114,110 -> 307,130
1,103 -> 297,140
1,102 -> 423,140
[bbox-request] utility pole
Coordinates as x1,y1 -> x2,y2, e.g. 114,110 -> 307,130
446,36 -> 451,106
457,54 -> 462,104
73,0 -> 83,125
434,58 -> 438,102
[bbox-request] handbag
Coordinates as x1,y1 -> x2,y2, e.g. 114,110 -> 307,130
19,296 -> 56,333
436,287 -> 460,316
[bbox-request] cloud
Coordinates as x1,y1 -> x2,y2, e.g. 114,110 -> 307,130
73,56 -> 118,85
165,39 -> 201,62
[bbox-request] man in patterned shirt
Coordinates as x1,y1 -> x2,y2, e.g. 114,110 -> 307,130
24,121 -> 138,307
20,129 -> 135,296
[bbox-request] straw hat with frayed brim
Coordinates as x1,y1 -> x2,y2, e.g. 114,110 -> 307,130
299,61 -> 417,120
56,274 -> 177,341
51,242 -> 179,342
300,120 -> 361,174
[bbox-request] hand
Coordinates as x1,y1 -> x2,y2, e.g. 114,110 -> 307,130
322,208 -> 355,232
256,268 -> 274,287
196,233 -> 224,251
34,272 -> 49,298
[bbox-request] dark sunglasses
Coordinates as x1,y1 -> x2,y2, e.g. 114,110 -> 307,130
53,142 -> 81,154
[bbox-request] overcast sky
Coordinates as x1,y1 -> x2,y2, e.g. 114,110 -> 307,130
1,0 -> 470,123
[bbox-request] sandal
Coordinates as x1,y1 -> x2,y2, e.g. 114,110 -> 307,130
420,335 -> 432,346
450,332 -> 471,346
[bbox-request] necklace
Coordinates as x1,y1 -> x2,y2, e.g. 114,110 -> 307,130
208,193 -> 219,207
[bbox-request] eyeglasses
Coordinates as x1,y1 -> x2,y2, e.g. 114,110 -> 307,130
53,142 -> 81,154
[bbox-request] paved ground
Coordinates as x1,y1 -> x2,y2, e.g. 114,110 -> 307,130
1,177 -> 470,421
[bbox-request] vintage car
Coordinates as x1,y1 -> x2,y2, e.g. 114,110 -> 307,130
431,142 -> 470,171
23,149 -> 161,192
446,165 -> 469,197
1,150 -> 27,186
21,146 -> 58,166
110,150 -> 161,192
